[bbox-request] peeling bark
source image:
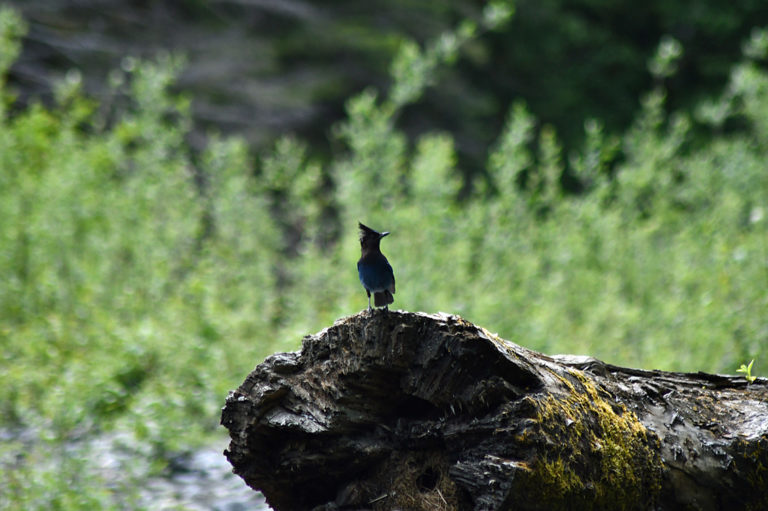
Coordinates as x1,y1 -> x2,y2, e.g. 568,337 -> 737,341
221,310 -> 768,511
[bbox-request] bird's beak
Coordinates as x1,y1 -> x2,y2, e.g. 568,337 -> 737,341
380,231 -> 390,238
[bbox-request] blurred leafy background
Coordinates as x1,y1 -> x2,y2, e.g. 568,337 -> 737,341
1,1 -> 767,509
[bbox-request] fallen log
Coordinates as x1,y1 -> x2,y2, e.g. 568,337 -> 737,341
221,310 -> 768,511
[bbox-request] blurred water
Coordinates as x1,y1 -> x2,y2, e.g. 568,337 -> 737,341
140,447 -> 270,511
1,427 -> 271,511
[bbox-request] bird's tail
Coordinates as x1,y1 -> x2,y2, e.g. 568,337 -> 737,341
374,290 -> 394,307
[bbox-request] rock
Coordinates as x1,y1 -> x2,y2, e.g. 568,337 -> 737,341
221,310 -> 768,511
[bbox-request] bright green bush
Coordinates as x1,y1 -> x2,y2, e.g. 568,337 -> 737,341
0,4 -> 766,509
327,24 -> 768,373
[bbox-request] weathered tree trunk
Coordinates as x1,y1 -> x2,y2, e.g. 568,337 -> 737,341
220,310 -> 768,511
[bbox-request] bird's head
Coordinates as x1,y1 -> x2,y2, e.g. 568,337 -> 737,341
359,222 -> 389,249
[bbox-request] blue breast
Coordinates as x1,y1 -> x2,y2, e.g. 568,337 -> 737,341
358,256 -> 394,292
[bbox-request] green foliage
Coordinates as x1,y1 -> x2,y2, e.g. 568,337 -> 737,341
388,1 -> 512,109
737,359 -> 757,384
1,4 -> 768,509
648,35 -> 684,80
0,9 -> 281,508
0,6 -> 24,84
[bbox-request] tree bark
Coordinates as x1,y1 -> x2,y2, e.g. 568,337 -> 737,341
220,310 -> 768,511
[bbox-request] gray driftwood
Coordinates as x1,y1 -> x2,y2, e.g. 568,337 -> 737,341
221,310 -> 768,511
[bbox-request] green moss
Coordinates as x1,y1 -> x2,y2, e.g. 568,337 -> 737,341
517,369 -> 663,510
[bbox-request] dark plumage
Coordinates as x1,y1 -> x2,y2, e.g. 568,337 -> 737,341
357,222 -> 395,311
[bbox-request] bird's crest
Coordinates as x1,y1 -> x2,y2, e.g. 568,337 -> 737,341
358,222 -> 380,241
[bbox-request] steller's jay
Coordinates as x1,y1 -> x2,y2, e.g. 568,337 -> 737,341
357,222 -> 395,311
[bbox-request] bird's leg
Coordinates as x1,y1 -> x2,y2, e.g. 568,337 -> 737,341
367,290 -> 372,311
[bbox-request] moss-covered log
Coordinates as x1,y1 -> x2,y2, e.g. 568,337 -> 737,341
221,311 -> 768,510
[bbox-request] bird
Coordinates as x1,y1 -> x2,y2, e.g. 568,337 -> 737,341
357,222 -> 395,311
